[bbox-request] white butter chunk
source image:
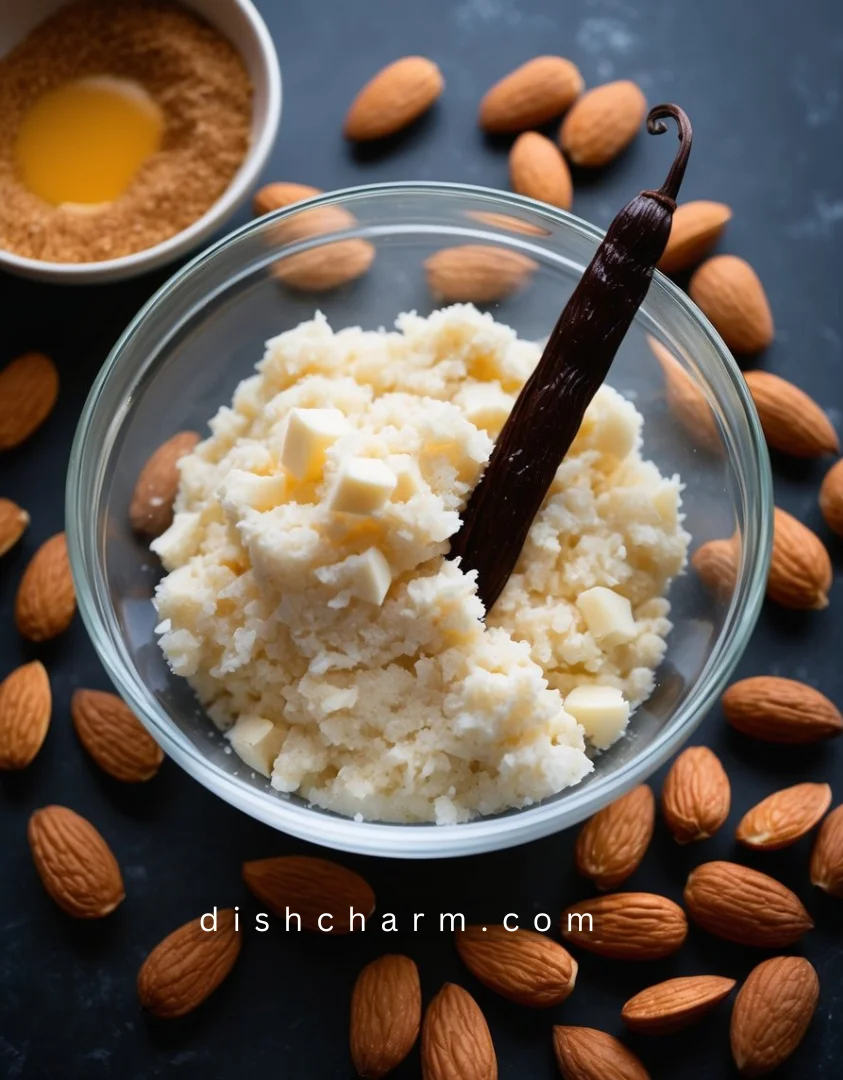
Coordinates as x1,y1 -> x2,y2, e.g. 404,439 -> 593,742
280,407 -> 349,481
389,454 -> 423,501
220,469 -> 287,514
328,457 -> 397,515
151,512 -> 201,566
576,586 -> 637,646
227,715 -> 284,777
347,547 -> 393,605
564,685 -> 630,750
454,382 -> 513,433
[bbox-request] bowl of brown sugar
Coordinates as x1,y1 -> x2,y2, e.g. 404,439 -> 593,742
0,0 -> 281,282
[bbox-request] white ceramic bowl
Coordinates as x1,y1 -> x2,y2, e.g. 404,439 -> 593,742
0,0 -> 281,283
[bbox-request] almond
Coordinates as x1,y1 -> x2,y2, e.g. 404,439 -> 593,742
552,1026 -> 650,1080
0,352 -> 59,450
509,131 -> 573,210
273,238 -> 375,292
622,975 -> 736,1035
559,80 -> 647,168
137,909 -> 241,1018
0,498 -> 29,557
649,336 -> 720,449
723,675 -> 843,743
479,56 -> 583,133
689,255 -> 774,354
421,983 -> 497,1080
71,688 -> 164,783
15,532 -> 75,641
344,57 -> 444,141
661,746 -> 731,844
350,954 -> 421,1078
744,370 -> 838,457
730,957 -> 819,1077
819,458 -> 843,536
768,507 -> 832,610
242,855 -> 375,933
657,201 -> 732,275
466,210 -> 550,237
810,804 -> 843,897
425,245 -> 537,303
575,784 -> 655,889
684,861 -> 813,947
253,181 -> 321,216
691,537 -> 739,598
255,182 -> 359,246
560,891 -> 687,960
455,925 -> 577,1007
0,660 -> 51,770
28,805 -> 124,918
130,431 -> 200,538
737,782 -> 832,851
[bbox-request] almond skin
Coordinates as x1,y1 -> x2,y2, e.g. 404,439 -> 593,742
723,675 -> 843,744
691,537 -> 739,598
575,784 -> 655,889
737,782 -> 832,851
622,975 -> 736,1035
684,861 -> 813,947
0,352 -> 59,450
744,370 -> 838,458
0,498 -> 29,557
273,238 -> 375,292
768,507 -> 832,610
425,245 -> 537,303
256,183 -> 358,245
561,892 -> 687,960
344,57 -> 444,141
479,56 -> 583,133
662,746 -> 731,844
71,688 -> 164,783
455,925 -> 577,1007
552,1026 -> 650,1080
730,957 -> 819,1076
242,855 -> 375,933
509,131 -> 573,210
350,954 -> 421,1079
819,458 -> 843,536
649,336 -> 720,449
28,806 -> 124,918
137,909 -> 241,1018
689,255 -> 774,354
657,200 -> 732,275
421,983 -> 497,1080
0,660 -> 51,770
130,431 -> 200,538
559,80 -> 646,168
810,804 -> 843,897
253,181 -> 321,216
15,532 -> 76,642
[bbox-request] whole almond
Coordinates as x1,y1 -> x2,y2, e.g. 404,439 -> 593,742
0,498 -> 29,557
425,245 -> 537,303
510,131 -> 573,210
479,56 -> 583,133
242,855 -> 375,933
560,892 -> 687,960
255,183 -> 359,246
691,537 -> 739,598
253,181 -> 321,216
744,370 -> 838,457
689,255 -> 774,354
0,660 -> 51,770
622,975 -> 736,1035
421,983 -> 497,1080
15,532 -> 75,641
0,352 -> 59,450
130,431 -> 200,538
649,336 -> 720,449
273,239 -> 375,292
684,861 -> 812,947
559,81 -> 647,168
71,688 -> 164,783
455,925 -> 577,1007
810,804 -> 843,897
350,954 -> 421,1078
662,746 -> 731,844
737,782 -> 832,851
344,57 -> 444,141
657,201 -> 732,275
28,805 -> 124,918
768,507 -> 832,610
723,675 -> 843,743
575,784 -> 655,889
552,1026 -> 650,1080
819,458 -> 843,536
730,957 -> 819,1077
138,909 -> 241,1018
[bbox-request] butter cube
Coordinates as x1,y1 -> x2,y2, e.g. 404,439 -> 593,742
564,685 -> 630,750
347,547 -> 392,605
227,715 -> 284,777
151,511 -> 201,567
389,455 -> 423,501
576,586 -> 636,646
220,469 -> 287,514
328,457 -> 397,515
281,408 -> 349,481
455,382 -> 513,433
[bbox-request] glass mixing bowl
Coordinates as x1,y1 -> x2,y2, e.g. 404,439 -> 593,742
67,183 -> 772,858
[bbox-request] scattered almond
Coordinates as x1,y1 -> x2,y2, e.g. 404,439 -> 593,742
242,855 -> 375,933
657,200 -> 732,275
689,255 -> 774,354
344,57 -> 444,141
559,80 -> 647,168
455,925 -> 577,1008
691,537 -> 739,598
130,431 -> 201,538
71,688 -> 164,783
509,131 -> 573,210
684,861 -> 813,947
723,675 -> 843,743
768,507 -> 832,610
649,336 -> 720,449
15,532 -> 75,642
0,498 -> 29,557
255,182 -> 359,246
622,975 -> 736,1035
730,956 -> 819,1077
552,1026 -> 650,1080
28,805 -> 124,918
465,210 -> 550,237
560,891 -> 687,960
810,804 -> 843,897
479,56 -> 583,133
137,909 -> 241,1018
0,352 -> 59,450
425,245 -> 537,303
575,784 -> 655,889
273,238 -> 376,291
350,954 -> 421,1079
744,370 -> 838,457
661,746 -> 731,844
253,181 -> 321,216
737,781 -> 832,851
819,458 -> 843,536
0,660 -> 51,770
421,983 -> 496,1080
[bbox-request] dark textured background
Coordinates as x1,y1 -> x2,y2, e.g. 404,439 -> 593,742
2,0 -> 842,1077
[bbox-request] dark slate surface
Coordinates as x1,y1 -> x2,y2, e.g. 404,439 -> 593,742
1,0 -> 842,1076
